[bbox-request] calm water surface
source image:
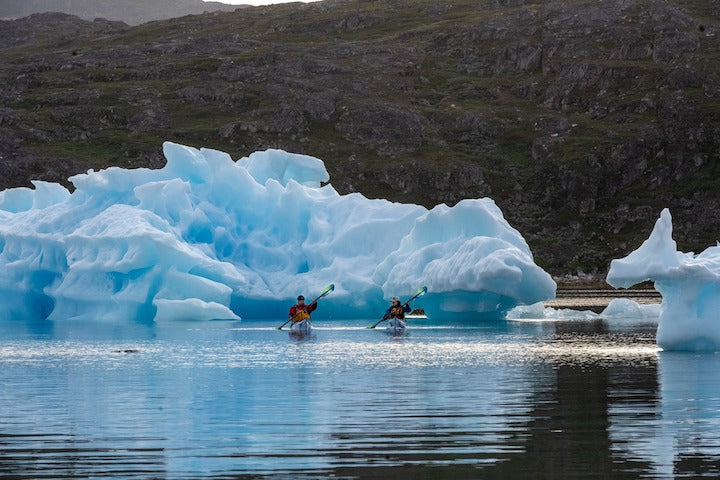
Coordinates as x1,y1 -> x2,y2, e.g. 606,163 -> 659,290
1,317 -> 719,479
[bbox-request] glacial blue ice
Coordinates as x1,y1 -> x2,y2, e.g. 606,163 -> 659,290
607,208 -> 720,351
0,142 -> 555,322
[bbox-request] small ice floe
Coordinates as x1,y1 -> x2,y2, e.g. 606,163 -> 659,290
601,298 -> 660,322
506,302 -> 599,321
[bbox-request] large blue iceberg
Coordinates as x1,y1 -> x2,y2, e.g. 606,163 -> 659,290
607,208 -> 720,351
0,142 -> 555,322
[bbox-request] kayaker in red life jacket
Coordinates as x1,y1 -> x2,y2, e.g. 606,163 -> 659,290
288,295 -> 317,323
385,297 -> 410,320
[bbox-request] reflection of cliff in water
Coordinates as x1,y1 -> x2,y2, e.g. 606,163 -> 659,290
0,434 -> 168,478
334,320 -> 662,479
485,320 -> 660,479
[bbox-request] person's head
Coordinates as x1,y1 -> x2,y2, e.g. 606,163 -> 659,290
392,296 -> 400,305
297,295 -> 305,305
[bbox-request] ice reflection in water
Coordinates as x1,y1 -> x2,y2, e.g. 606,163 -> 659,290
0,318 -> 714,478
609,352 -> 720,479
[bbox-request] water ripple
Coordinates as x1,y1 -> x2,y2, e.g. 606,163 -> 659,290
0,319 -> 705,479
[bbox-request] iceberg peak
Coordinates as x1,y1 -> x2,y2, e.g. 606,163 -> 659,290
237,148 -> 329,188
607,208 -> 681,288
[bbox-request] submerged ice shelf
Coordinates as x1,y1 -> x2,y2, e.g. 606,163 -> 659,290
0,142 -> 555,323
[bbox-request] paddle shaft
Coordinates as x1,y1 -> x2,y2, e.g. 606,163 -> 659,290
368,313 -> 390,330
277,285 -> 333,330
277,309 -> 304,330
368,288 -> 426,329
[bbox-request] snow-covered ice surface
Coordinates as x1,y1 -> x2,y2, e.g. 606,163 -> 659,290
607,208 -> 720,351
506,303 -> 599,321
506,299 -> 659,322
0,142 -> 555,323
602,298 -> 660,321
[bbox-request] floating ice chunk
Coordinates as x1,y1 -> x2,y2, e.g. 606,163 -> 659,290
507,302 -> 599,320
607,208 -> 720,351
506,302 -> 547,319
0,142 -> 555,323
544,307 -> 600,320
601,298 -> 660,321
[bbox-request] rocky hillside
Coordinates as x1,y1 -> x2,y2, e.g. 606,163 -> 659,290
0,0 -> 242,26
1,0 -> 719,276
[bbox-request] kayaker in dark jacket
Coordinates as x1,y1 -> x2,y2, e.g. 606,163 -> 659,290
288,295 -> 317,322
385,297 -> 410,320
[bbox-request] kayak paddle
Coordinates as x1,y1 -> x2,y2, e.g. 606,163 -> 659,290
277,283 -> 334,330
367,286 -> 427,329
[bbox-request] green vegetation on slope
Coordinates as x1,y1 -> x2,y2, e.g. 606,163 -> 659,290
1,0 -> 719,275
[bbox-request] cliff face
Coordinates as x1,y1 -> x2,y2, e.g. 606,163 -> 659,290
1,0 -> 719,275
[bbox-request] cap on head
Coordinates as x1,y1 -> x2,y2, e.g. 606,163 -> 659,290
297,295 -> 305,301
392,296 -> 399,301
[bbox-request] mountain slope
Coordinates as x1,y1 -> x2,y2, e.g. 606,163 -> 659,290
0,0 -> 242,26
1,0 -> 719,275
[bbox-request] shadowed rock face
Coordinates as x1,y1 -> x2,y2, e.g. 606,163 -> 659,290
1,0 -> 719,275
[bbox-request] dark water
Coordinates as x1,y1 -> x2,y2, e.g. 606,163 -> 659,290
1,317 -> 719,479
